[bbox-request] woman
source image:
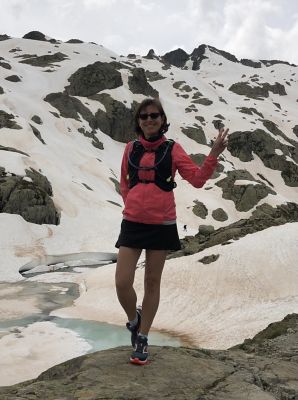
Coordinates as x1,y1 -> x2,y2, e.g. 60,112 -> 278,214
115,98 -> 228,365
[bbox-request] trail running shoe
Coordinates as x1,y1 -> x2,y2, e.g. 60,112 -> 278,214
126,306 -> 142,347
130,334 -> 148,365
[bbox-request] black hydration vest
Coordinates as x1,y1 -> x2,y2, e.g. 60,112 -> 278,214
127,139 -> 177,192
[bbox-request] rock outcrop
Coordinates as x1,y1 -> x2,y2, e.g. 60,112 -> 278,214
216,170 -> 276,212
1,314 -> 297,399
65,61 -> 124,97
228,129 -> 298,187
229,82 -> 287,99
19,52 -> 68,67
128,67 -> 158,97
172,202 -> 298,257
162,48 -> 189,68
0,167 -> 60,225
0,110 -> 22,129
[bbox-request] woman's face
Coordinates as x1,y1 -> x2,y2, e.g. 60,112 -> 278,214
138,105 -> 164,139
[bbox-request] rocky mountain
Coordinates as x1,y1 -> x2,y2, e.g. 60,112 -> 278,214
0,313 -> 297,399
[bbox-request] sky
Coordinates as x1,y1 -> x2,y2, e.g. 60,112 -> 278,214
1,0 -> 298,63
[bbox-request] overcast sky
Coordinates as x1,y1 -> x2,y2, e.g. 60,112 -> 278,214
1,0 -> 298,63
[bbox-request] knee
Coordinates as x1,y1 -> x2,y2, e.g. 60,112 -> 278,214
115,274 -> 133,293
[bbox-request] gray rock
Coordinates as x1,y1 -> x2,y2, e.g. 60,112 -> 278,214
199,224 -> 214,235
109,177 -> 120,194
162,48 -> 189,68
0,61 -> 11,70
198,254 -> 220,264
128,67 -> 158,97
191,44 -> 208,70
237,107 -> 264,118
31,115 -> 43,125
5,75 -> 21,82
91,93 -> 138,143
19,52 -> 68,67
192,200 -> 208,219
216,170 -> 276,212
212,208 -> 228,221
65,61 -> 123,97
171,202 -> 298,257
240,58 -> 262,68
229,82 -> 287,99
192,97 -> 213,105
0,110 -> 22,129
29,124 -> 46,144
208,45 -> 239,63
0,168 -> 59,225
293,125 -> 298,138
182,126 -> 207,144
77,127 -> 104,150
0,86 -> 3,94
213,120 -> 225,130
66,39 -> 84,43
5,315 -> 288,400
23,31 -> 47,41
228,129 -> 298,186
0,34 -> 10,41
0,146 -> 29,156
44,92 -> 94,123
261,59 -> 297,67
145,70 -> 166,82
144,49 -> 159,60
190,153 -> 223,179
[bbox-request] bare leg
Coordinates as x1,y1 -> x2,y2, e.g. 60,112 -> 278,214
139,249 -> 167,335
115,246 -> 142,321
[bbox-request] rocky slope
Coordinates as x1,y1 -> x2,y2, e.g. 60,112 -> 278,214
0,313 -> 297,399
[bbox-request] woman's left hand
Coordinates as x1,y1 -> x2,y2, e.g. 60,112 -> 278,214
209,127 -> 229,158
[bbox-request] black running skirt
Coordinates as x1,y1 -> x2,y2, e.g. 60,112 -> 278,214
115,219 -> 181,251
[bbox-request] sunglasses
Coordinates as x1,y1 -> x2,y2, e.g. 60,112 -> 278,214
139,112 -> 161,120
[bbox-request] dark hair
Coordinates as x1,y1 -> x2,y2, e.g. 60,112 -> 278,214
134,98 -> 170,136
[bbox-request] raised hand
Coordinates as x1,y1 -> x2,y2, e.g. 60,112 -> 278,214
209,127 -> 229,158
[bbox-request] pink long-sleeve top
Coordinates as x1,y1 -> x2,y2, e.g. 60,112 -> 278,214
120,135 -> 218,224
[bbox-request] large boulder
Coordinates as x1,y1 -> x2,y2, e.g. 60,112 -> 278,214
0,168 -> 59,225
65,61 -> 123,96
23,31 -> 47,41
192,200 -> 208,219
216,170 -> 276,212
212,208 -> 228,221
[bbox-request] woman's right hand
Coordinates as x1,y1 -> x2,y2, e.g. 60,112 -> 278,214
209,128 -> 229,158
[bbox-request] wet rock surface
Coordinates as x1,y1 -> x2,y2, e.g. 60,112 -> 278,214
1,314 -> 297,399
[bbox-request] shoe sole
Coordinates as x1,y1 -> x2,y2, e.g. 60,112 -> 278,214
130,357 -> 148,365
